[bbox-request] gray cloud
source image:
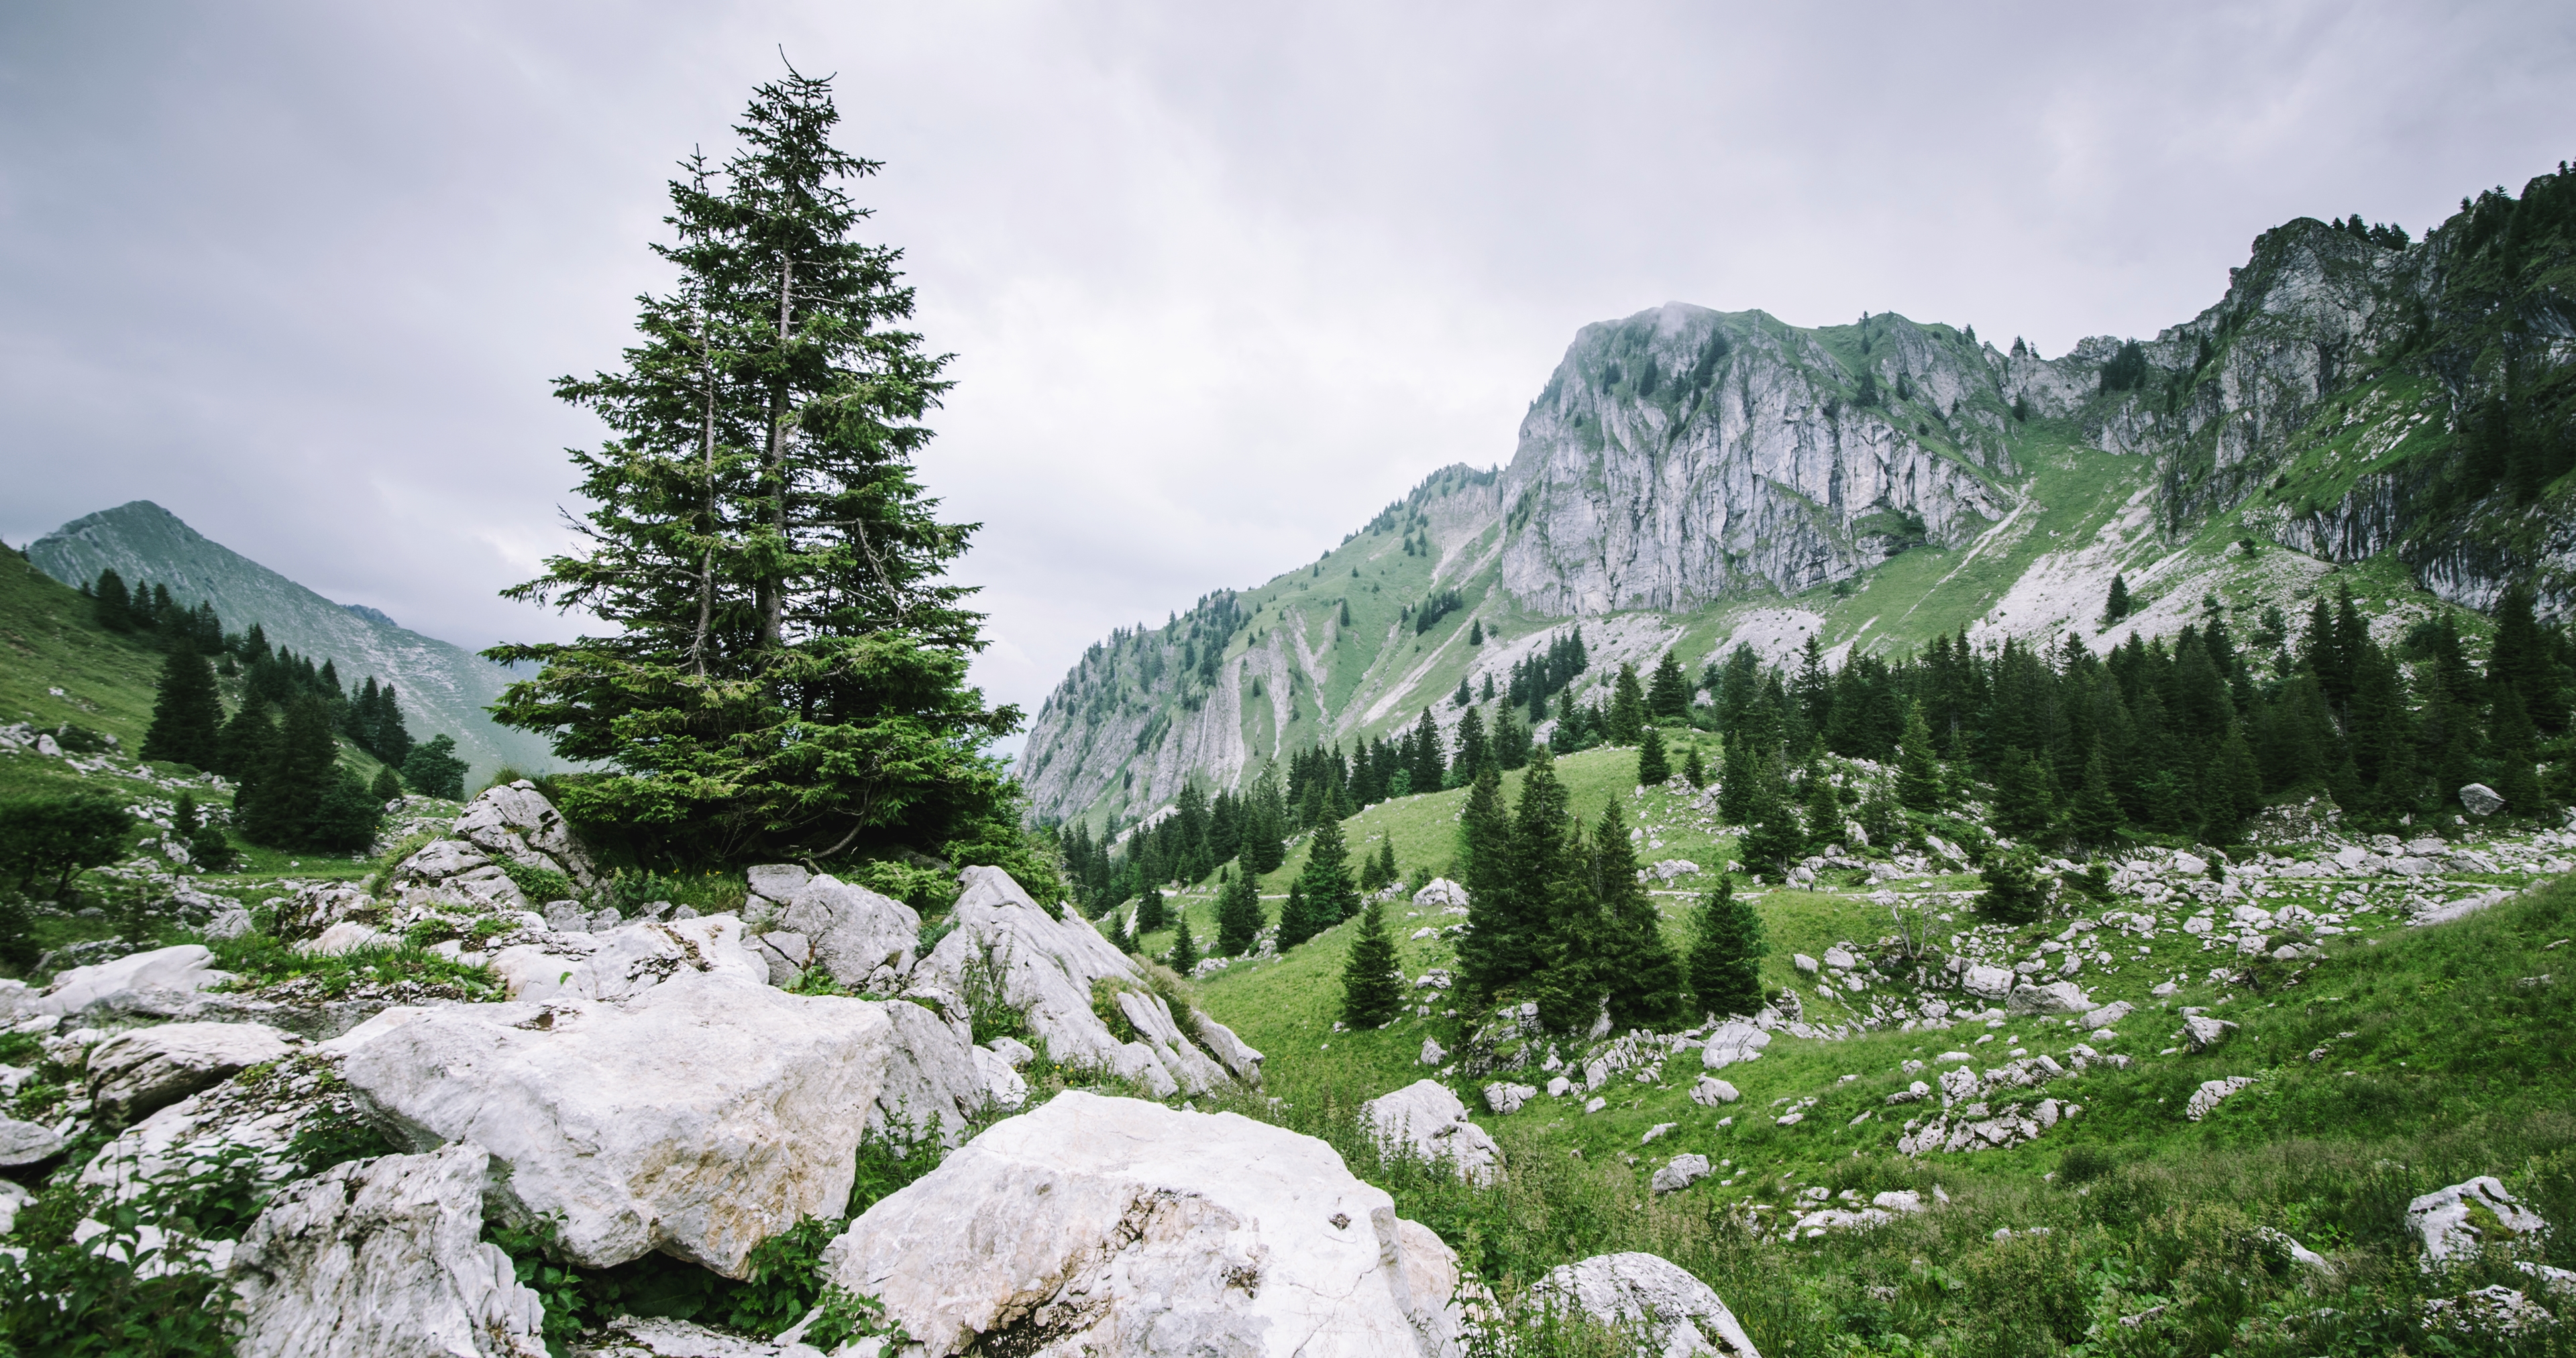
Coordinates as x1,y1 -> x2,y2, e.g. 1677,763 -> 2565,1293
5,1 -> 2571,748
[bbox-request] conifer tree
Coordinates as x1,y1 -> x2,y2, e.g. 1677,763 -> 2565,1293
1718,732 -> 1758,824
2103,574 -> 2132,624
1374,840 -> 1398,892
1299,814 -> 1360,923
484,67 -> 1024,872
2490,685 -> 2546,815
1339,901 -> 1404,1029
239,697 -> 338,847
1647,651 -> 1691,720
142,644 -> 223,771
370,767 -> 403,803
1134,885 -> 1167,935
1896,701 -> 1942,810
1594,801 -> 1686,1031
1454,676 -> 1472,708
401,734 -> 468,801
1737,761 -> 1805,876
1494,708 -> 1531,771
1467,619 -> 1483,645
1801,765 -> 1843,850
1277,879 -> 1326,950
1680,744 -> 1707,789
2068,740 -> 2123,846
1637,726 -> 1670,787
1686,876 -> 1767,1019
1453,765 -> 1525,1003
91,569 -> 136,632
1167,911 -> 1199,973
1609,663 -> 1647,744
1978,848 -> 2047,925
1216,870 -> 1263,955
1992,748 -> 2055,840
1452,705 -> 1491,787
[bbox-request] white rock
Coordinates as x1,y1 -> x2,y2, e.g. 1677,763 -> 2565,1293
1642,1122 -> 1678,1145
2006,980 -> 2090,1015
1699,1021 -> 1770,1070
328,972 -> 983,1277
2409,1176 -> 2551,1267
744,874 -> 920,991
1960,964 -> 2015,1001
1793,954 -> 1819,974
1690,1076 -> 1740,1107
1484,1082 -> 1539,1115
2182,1015 -> 2238,1051
2185,1076 -> 2256,1121
205,905 -> 256,942
1546,1075 -> 1574,1098
2459,783 -> 2506,817
573,1316 -> 826,1357
1652,1154 -> 1712,1195
1363,1079 -> 1503,1184
2422,1284 -> 2552,1334
1872,1190 -> 1925,1214
984,1035 -> 1034,1068
34,944 -> 233,1017
744,864 -> 812,903
486,915 -> 765,1006
1821,947 -> 1858,970
1413,878 -> 1471,911
914,867 -> 1255,1096
1419,1036 -> 1448,1066
1534,1251 -> 1760,1357
803,1091 -> 1466,1357
299,921 -> 392,956
451,781 -> 599,889
0,1117 -> 64,1168
85,1021 -> 298,1123
972,1045 -> 1028,1113
2080,1001 -> 2134,1029
0,1178 -> 31,1235
229,1142 -> 547,1358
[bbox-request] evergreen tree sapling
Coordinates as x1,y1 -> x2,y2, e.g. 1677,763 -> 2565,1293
1277,880 -> 1324,950
2104,574 -> 2132,624
1801,765 -> 1842,850
1134,885 -> 1167,936
1637,726 -> 1670,787
1897,702 -> 1942,811
1299,815 -> 1361,923
1609,664 -> 1647,744
1452,765 -> 1524,1003
1167,911 -> 1199,974
1647,651 -> 1692,721
370,767 -> 404,804
401,734 -> 469,801
1979,848 -> 2047,925
1339,901 -> 1405,1029
1215,870 -> 1263,956
2068,740 -> 2123,846
1680,744 -> 1707,789
1593,801 -> 1686,1031
1686,876 -> 1767,1019
1737,761 -> 1805,877
142,644 -> 223,771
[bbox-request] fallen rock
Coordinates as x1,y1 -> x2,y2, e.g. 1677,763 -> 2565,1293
230,1141 -> 547,1358
1484,1082 -> 1538,1115
0,1117 -> 64,1168
912,867 -> 1255,1096
1533,1252 -> 1760,1357
0,1179 -> 31,1234
299,921 -> 392,956
1419,1036 -> 1448,1066
79,1053 -> 368,1212
2422,1284 -> 2552,1335
800,1091 -> 1467,1357
1960,965 -> 2015,1002
1413,878 -> 1471,911
34,944 -> 233,1017
2459,783 -> 2506,817
1699,1021 -> 1770,1070
451,780 -> 600,889
743,870 -> 919,991
2409,1176 -> 2551,1267
973,1045 -> 1028,1113
2080,1001 -> 2134,1030
85,1021 -> 299,1124
2182,1015 -> 2238,1052
1651,1154 -> 1711,1196
1363,1079 -> 1503,1184
1690,1076 -> 1740,1107
2185,1076 -> 2256,1121
2006,980 -> 2090,1015
485,915 -> 765,1005
328,970 -> 982,1278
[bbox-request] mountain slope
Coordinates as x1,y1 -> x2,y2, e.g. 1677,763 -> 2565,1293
1024,166 -> 2576,830
26,501 -> 557,782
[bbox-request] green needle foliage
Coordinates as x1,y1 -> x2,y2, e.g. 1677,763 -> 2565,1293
484,68 -> 1024,871
1685,875 -> 1766,1019
1636,726 -> 1670,787
1980,847 -> 2047,925
140,642 -> 221,770
1214,870 -> 1263,956
1167,913 -> 1199,974
1338,901 -> 1403,1029
1298,815 -> 1360,925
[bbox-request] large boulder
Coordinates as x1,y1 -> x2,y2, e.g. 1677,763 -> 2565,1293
229,1142 -> 547,1358
451,781 -> 600,890
484,915 -> 766,1005
2006,981 -> 2091,1015
1699,1021 -> 1770,1071
1960,965 -> 2015,1002
326,971 -> 981,1278
0,1117 -> 64,1168
80,1054 -> 368,1210
1362,1079 -> 1502,1184
1534,1252 -> 1760,1357
796,1091 -> 1466,1357
912,866 -> 1258,1096
742,868 -> 920,991
85,1021 -> 300,1123
388,840 -> 529,917
2409,1176 -> 2552,1267
32,944 -> 233,1017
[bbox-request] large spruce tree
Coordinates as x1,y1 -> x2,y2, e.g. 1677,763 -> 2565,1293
1593,801 -> 1686,1031
486,68 -> 1023,872
1215,870 -> 1264,955
1338,901 -> 1405,1029
1299,815 -> 1361,923
142,644 -> 223,771
1686,876 -> 1766,1019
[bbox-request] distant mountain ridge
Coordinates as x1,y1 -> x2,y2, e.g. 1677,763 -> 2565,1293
27,501 -> 558,781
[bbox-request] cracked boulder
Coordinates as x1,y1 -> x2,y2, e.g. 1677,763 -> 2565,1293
325,970 -> 981,1278
484,915 -> 765,1005
796,1090 -> 1467,1357
85,1021 -> 300,1124
451,781 -> 600,890
1533,1252 -> 1760,1357
1362,1079 -> 1502,1184
741,866 -> 920,991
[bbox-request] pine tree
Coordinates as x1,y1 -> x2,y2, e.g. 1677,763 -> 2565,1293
1680,744 -> 1707,789
142,644 -> 223,771
1686,876 -> 1767,1019
239,696 -> 339,848
1979,848 -> 2047,925
484,68 -> 1021,870
1896,701 -> 1942,810
1467,619 -> 1483,645
1452,705 -> 1491,787
1737,761 -> 1805,876
1374,839 -> 1399,892
1801,765 -> 1843,850
1216,870 -> 1264,955
370,767 -> 403,803
1299,814 -> 1360,923
1277,879 -> 1326,950
1594,801 -> 1686,1031
1454,677 -> 1472,708
91,569 -> 136,632
1637,726 -> 1671,787
1338,901 -> 1405,1029
1407,709 -> 1446,792
2491,685 -> 2547,815
1647,651 -> 1692,721
1453,765 -> 1525,1003
2068,740 -> 2122,846
1167,911 -> 1199,973
1992,748 -> 2055,840
1134,885 -> 1167,935
1718,732 -> 1758,824
1609,663 -> 1647,744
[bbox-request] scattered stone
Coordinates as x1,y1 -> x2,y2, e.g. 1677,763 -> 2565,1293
1700,1021 -> 1770,1070
973,1045 -> 1028,1114
1363,1079 -> 1503,1184
451,780 -> 600,889
1533,1251 -> 1760,1357
2185,1076 -> 2256,1121
2080,1001 -> 2134,1030
0,1117 -> 65,1168
2422,1284 -> 2551,1335
1652,1154 -> 1711,1196
2182,1015 -> 2238,1052
1642,1122 -> 1678,1145
1413,878 -> 1471,911
1872,1190 -> 1925,1214
2249,1226 -> 2337,1278
797,1091 -> 1468,1357
2408,1176 -> 2551,1267
1961,965 -> 2015,1001
2006,980 -> 2090,1015
1691,1076 -> 1739,1107
485,915 -> 765,1005
85,1021 -> 299,1124
229,1141 -> 547,1358
33,944 -> 233,1017
1484,1082 -> 1538,1115
573,1316 -> 823,1357
1420,1036 -> 1448,1066
743,869 -> 920,991
2459,784 -> 2506,817
1793,954 -> 1819,975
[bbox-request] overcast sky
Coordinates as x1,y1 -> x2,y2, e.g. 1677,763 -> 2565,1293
5,1 -> 2572,752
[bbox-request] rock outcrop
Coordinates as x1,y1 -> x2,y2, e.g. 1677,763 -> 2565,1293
798,1091 -> 1467,1357
1533,1251 -> 1760,1357
229,1142 -> 548,1358
1362,1079 -> 1503,1184
31,944 -> 233,1018
739,866 -> 920,991
327,970 -> 982,1277
83,1020 -> 299,1124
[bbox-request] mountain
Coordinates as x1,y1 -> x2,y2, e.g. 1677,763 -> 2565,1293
25,500 -> 558,782
1023,166 -> 2576,829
